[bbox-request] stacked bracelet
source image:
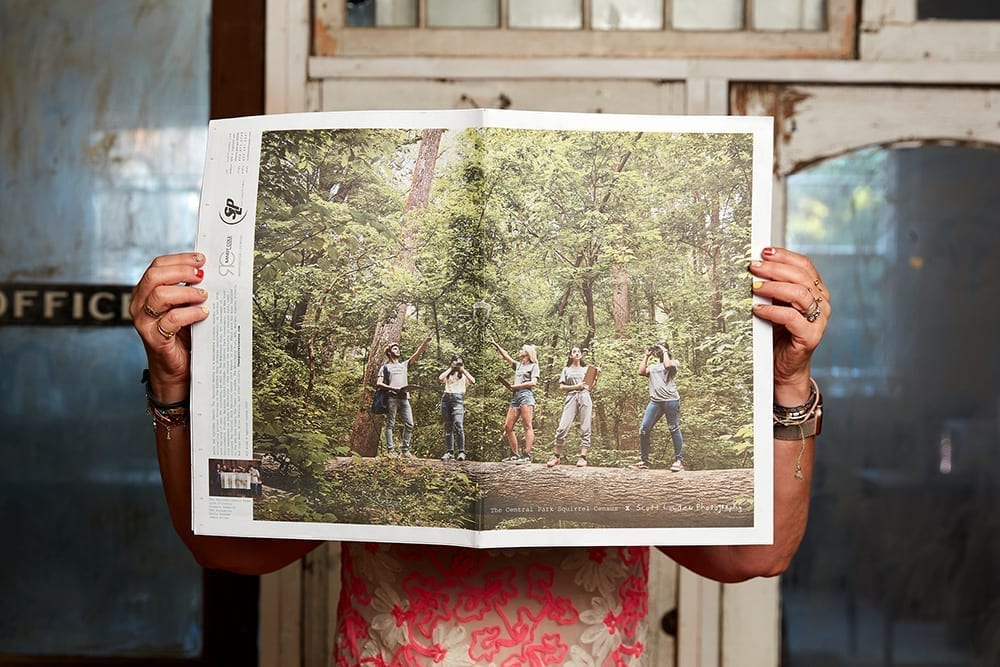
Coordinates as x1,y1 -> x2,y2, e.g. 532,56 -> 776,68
773,377 -> 823,480
142,369 -> 189,440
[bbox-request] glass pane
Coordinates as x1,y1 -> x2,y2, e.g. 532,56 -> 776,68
428,0 -> 498,28
593,0 -> 663,30
918,0 -> 1000,20
0,0 -> 207,657
509,0 -> 582,29
671,0 -> 743,30
346,0 -> 418,27
754,0 -> 825,30
782,145 -> 1000,666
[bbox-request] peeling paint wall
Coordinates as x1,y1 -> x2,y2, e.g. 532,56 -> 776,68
0,0 -> 210,657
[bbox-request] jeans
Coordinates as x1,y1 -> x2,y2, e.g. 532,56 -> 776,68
638,399 -> 683,463
440,393 -> 465,453
385,396 -> 414,452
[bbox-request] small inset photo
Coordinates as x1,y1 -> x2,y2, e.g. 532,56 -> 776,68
209,458 -> 263,498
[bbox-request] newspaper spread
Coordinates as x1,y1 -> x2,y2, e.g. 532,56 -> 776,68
190,109 -> 774,549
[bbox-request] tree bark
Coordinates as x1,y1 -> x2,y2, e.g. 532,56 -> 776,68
321,458 -> 754,529
349,128 -> 444,456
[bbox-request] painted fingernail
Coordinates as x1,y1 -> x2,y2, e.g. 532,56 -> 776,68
193,253 -> 204,263
750,261 -> 763,268
752,280 -> 764,290
762,247 -> 776,258
195,268 -> 204,279
201,307 -> 210,314
199,289 -> 208,297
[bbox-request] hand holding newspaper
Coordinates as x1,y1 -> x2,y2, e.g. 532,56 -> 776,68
190,109 -> 775,548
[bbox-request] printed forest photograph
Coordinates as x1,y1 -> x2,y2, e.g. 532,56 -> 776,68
248,118 -> 761,534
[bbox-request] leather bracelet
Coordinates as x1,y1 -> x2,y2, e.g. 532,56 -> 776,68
141,368 -> 189,410
774,412 -> 822,440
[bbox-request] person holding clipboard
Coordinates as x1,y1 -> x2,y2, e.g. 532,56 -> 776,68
548,345 -> 599,468
491,339 -> 540,464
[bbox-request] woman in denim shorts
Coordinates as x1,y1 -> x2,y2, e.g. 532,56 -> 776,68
490,339 -> 539,464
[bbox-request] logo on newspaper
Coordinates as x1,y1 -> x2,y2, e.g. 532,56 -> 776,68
219,197 -> 248,225
218,235 -> 239,277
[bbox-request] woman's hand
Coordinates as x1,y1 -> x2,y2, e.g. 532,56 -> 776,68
750,247 -> 831,406
130,252 -> 209,404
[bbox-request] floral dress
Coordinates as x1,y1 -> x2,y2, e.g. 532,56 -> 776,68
335,542 -> 650,666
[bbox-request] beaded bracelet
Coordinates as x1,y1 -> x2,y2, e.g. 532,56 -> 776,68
142,369 -> 189,440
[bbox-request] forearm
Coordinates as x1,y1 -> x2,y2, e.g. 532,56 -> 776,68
661,434 -> 814,583
155,424 -> 319,575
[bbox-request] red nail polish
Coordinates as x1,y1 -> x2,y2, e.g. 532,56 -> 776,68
762,247 -> 776,258
195,268 -> 205,279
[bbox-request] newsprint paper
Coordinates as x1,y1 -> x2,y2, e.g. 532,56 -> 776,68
190,109 -> 774,549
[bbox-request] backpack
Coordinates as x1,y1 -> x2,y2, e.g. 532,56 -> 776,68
371,364 -> 390,414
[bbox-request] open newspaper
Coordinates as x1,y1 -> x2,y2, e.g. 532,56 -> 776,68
190,109 -> 774,549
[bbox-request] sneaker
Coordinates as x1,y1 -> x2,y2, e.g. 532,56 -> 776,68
456,451 -> 466,461
386,448 -> 397,457
441,451 -> 454,461
629,460 -> 649,469
670,459 -> 685,472
516,452 -> 532,465
576,456 -> 588,468
501,453 -> 521,462
546,453 -> 561,468
401,450 -> 415,459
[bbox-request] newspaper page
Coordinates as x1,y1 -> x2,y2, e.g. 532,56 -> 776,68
190,109 -> 774,549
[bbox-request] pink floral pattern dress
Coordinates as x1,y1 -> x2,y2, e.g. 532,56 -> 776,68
335,543 -> 650,666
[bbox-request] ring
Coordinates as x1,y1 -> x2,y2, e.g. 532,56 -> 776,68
802,300 -> 822,322
156,320 -> 177,340
814,279 -> 821,286
142,302 -> 161,318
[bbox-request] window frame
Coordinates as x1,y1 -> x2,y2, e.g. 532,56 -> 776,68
315,0 -> 856,59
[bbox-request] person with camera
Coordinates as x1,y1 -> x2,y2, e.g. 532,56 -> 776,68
633,342 -> 686,471
132,246 -> 829,664
438,354 -> 475,461
375,336 -> 432,458
548,345 -> 595,468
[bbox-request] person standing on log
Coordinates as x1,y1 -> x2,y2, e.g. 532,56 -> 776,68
376,336 -> 432,458
438,354 -> 475,461
132,246 -> 828,664
548,346 -> 595,468
632,342 -> 686,471
491,339 -> 539,464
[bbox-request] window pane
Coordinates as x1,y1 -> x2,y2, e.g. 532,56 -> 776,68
0,0 -> 207,657
509,0 -> 582,29
346,0 -> 418,27
754,0 -> 825,30
592,0 -> 663,30
918,0 -> 1000,20
782,145 -> 1000,666
428,0 -> 498,27
671,0 -> 743,30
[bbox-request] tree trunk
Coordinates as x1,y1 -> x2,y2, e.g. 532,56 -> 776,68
349,128 -> 444,456
611,263 -> 630,334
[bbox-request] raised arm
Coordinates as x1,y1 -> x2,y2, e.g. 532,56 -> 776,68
637,349 -> 651,377
490,339 -> 516,365
132,252 -> 320,575
407,335 -> 433,365
662,247 -> 829,582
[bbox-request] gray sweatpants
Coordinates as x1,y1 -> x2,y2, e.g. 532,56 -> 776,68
554,390 -> 592,451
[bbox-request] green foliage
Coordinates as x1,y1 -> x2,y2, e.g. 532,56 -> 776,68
250,125 -> 760,497
257,457 -> 480,528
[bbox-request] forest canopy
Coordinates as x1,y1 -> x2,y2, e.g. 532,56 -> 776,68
251,125 -> 756,490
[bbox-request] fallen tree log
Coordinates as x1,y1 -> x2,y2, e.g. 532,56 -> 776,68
320,457 -> 755,530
